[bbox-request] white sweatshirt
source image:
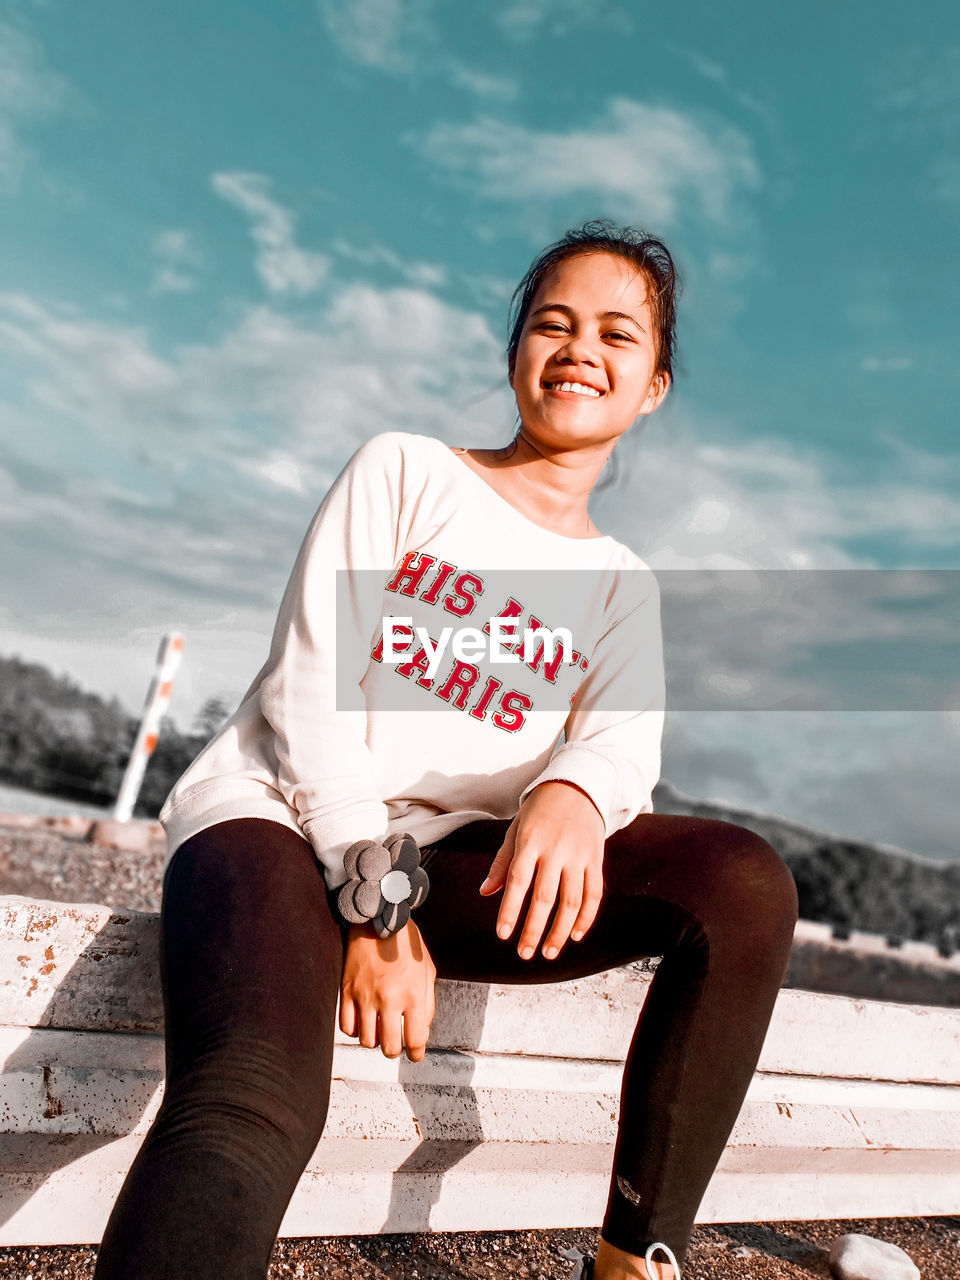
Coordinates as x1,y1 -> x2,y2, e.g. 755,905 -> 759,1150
159,432 -> 665,889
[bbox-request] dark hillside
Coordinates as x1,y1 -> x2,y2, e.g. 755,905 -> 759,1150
0,654 -> 215,818
654,781 -> 960,953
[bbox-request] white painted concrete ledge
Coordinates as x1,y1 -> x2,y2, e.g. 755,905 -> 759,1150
1,895 -> 959,1245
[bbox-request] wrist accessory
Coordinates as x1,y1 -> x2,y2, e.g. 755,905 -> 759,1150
337,831 -> 430,938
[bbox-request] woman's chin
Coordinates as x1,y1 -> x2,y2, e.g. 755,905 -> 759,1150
519,418 -> 626,455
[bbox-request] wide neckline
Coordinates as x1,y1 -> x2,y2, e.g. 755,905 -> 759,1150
443,444 -> 614,547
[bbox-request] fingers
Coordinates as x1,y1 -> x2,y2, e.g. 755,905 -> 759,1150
495,848 -> 537,944
382,966 -> 436,1060
402,967 -> 436,1062
339,994 -> 357,1039
538,863 -> 603,957
402,1007 -> 430,1062
499,856 -> 604,961
378,1010 -> 404,1060
540,866 -> 586,960
345,999 -> 430,1061
513,860 -> 563,960
342,976 -> 435,1061
340,922 -> 436,1062
357,1001 -> 379,1051
480,825 -> 516,896
492,785 -> 607,960
346,997 -> 406,1060
571,863 -> 604,943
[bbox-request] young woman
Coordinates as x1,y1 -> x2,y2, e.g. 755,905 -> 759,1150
94,223 -> 798,1280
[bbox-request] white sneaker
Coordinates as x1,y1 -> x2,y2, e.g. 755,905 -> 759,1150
562,1242 -> 680,1280
644,1242 -> 681,1278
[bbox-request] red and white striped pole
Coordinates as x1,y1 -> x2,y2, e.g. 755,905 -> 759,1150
113,631 -> 185,822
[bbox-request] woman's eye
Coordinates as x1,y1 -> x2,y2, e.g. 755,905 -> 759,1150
607,331 -> 632,342
540,322 -> 566,333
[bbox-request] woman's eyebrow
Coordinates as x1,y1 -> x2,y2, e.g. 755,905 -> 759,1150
599,309 -> 646,332
531,303 -> 646,332
530,302 -> 573,319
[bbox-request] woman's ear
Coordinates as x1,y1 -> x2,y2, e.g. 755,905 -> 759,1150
639,371 -> 670,415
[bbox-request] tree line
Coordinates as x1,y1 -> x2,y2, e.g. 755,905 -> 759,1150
0,654 -> 229,820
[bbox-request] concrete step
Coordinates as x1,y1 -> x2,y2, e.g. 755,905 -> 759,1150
4,1027 -> 960,1150
3,1132 -> 960,1247
4,898 -> 960,1082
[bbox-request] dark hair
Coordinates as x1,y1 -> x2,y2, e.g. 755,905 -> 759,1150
507,219 -> 679,383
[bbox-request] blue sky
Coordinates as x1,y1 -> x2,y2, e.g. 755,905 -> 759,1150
1,0 -> 958,857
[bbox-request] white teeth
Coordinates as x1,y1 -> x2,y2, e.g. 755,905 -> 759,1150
554,381 -> 601,397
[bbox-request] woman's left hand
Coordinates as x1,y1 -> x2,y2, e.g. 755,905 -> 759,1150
479,780 -> 605,960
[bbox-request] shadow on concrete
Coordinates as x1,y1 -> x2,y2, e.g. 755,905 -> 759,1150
380,981 -> 490,1232
0,911 -> 163,1237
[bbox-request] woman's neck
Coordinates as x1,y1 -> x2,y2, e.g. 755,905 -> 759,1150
457,432 -> 611,540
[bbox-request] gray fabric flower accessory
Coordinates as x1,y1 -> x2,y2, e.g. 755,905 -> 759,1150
337,832 -> 430,938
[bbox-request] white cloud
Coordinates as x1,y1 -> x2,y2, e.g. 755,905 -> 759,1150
0,280 -> 507,627
600,416 -> 960,572
150,268 -> 194,296
0,293 -> 179,444
255,456 -> 305,492
0,20 -> 73,189
875,43 -> 960,216
317,0 -> 521,100
687,499 -> 730,536
0,272 -> 512,721
316,0 -> 435,72
0,602 -> 274,733
150,228 -> 204,294
663,710 -> 960,860
211,171 -> 330,296
861,355 -> 914,373
415,98 -> 760,229
671,46 -> 780,138
446,61 -> 518,101
496,0 -> 632,40
3,284 -> 957,643
875,43 -> 960,119
928,152 -> 960,209
331,238 -> 448,288
317,0 -> 517,100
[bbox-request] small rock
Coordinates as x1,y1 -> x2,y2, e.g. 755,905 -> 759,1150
42,816 -> 94,839
87,819 -> 152,853
829,1233 -> 920,1280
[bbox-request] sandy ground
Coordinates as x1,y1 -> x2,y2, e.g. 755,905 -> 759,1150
2,819 -> 959,1277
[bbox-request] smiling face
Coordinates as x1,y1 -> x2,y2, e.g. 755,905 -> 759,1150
509,251 -> 669,454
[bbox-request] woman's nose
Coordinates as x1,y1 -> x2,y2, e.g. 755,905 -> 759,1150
557,331 -> 600,365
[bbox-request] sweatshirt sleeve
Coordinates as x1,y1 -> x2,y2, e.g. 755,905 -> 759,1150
257,434 -> 404,888
516,567 -> 665,835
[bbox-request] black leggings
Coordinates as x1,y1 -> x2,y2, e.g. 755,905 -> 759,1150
94,813 -> 797,1279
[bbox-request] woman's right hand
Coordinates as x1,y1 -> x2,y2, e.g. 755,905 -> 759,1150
339,919 -> 437,1062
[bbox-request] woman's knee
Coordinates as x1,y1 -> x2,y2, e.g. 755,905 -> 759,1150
694,820 -> 798,941
161,1032 -> 332,1179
